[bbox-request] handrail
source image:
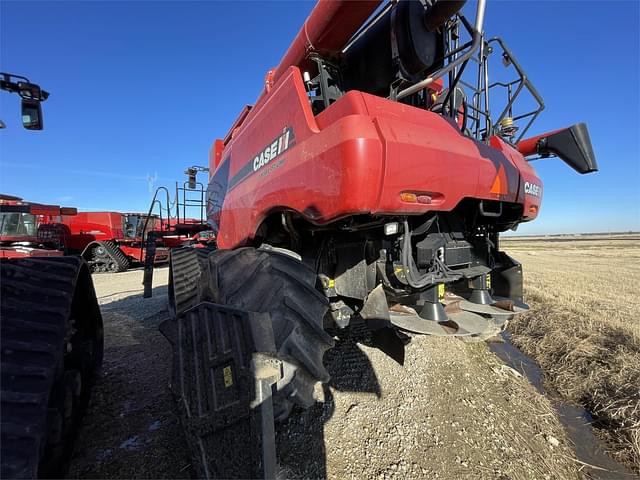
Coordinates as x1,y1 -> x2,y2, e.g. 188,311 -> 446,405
389,1 -> 544,144
486,37 -> 544,142
140,186 -> 172,261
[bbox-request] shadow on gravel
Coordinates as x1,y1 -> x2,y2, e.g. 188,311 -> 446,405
67,287 -> 196,479
69,285 -> 384,480
276,327 -> 382,479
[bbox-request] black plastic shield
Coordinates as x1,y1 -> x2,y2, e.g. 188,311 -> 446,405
163,303 -> 278,479
539,123 -> 598,174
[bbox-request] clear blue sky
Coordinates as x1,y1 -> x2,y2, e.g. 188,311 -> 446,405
1,1 -> 638,234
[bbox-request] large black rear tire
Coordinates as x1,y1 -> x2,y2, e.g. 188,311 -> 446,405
168,246 -> 334,418
1,257 -> 103,478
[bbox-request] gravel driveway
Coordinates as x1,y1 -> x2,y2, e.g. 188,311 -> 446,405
67,268 -> 581,479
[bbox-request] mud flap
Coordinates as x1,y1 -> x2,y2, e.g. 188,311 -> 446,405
360,285 -> 407,365
160,302 -> 280,479
492,252 -> 524,304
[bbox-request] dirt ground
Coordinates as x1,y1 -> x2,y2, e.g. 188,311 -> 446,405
65,266 -> 588,479
66,267 -> 196,478
502,235 -> 640,472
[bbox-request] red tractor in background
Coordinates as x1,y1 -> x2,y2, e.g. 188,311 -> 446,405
0,194 -> 76,258
159,1 -> 598,477
1,195 -> 212,274
61,207 -> 212,273
0,199 -> 173,273
60,211 -> 170,272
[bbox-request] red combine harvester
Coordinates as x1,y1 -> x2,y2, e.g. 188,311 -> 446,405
158,1 -> 598,477
40,169 -> 214,275
56,170 -> 213,274
1,74 -> 103,479
0,194 -> 76,258
60,211 -> 170,272
0,196 -> 172,272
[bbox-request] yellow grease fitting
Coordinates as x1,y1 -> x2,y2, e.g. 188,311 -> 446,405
223,366 -> 233,388
438,284 -> 445,301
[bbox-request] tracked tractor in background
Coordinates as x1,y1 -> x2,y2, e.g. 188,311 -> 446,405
1,75 -> 104,478
55,171 -> 213,275
54,170 -> 212,274
0,197 -> 170,273
160,1 -> 598,477
60,211 -> 170,273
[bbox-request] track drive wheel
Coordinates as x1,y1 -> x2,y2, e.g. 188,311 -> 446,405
87,241 -> 129,273
0,257 -> 103,478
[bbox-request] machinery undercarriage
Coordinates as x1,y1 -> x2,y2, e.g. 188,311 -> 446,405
162,207 -> 529,478
256,201 -> 528,339
0,257 -> 103,478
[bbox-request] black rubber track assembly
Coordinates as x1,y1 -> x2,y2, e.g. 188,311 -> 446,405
1,256 -> 103,479
162,302 -> 279,479
86,240 -> 130,273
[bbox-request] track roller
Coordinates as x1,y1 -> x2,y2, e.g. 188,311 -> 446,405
83,240 -> 130,273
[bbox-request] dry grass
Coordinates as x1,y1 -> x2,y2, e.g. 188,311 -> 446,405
502,237 -> 640,472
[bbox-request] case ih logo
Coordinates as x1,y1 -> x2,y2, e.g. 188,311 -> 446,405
252,127 -> 295,172
524,181 -> 542,197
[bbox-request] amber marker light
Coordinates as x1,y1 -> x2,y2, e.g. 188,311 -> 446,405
400,192 -> 417,203
400,192 -> 432,204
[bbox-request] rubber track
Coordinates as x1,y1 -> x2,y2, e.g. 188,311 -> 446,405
164,248 -> 335,477
86,241 -> 129,273
101,241 -> 130,272
0,257 -> 85,478
170,303 -> 277,479
168,247 -> 334,416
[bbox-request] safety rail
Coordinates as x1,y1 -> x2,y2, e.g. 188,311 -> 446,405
391,1 -> 544,144
176,181 -> 207,225
140,178 -> 208,298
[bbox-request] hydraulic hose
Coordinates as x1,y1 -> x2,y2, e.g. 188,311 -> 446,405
400,220 -> 462,289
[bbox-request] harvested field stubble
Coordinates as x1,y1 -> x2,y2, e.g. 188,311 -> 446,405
503,237 -> 640,471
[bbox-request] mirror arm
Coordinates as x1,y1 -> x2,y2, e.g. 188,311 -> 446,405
1,72 -> 48,130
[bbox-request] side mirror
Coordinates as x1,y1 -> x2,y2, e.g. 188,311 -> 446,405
21,98 -> 43,130
186,167 -> 197,189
